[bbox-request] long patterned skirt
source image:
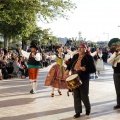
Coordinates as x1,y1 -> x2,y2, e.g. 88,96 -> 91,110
45,64 -> 68,89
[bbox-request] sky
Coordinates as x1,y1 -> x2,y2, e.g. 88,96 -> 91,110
37,0 -> 120,42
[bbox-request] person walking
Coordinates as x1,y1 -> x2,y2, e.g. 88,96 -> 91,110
65,44 -> 96,118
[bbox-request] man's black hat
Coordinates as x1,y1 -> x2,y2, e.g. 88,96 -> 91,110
30,40 -> 38,50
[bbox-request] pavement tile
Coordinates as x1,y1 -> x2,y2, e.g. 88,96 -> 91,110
0,63 -> 120,120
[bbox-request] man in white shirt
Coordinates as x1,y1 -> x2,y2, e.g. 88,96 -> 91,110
108,45 -> 120,109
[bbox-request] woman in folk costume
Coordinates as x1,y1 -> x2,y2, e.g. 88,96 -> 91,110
20,41 -> 42,94
91,47 -> 104,75
45,45 -> 70,97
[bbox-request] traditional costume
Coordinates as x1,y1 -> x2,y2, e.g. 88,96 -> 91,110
21,41 -> 42,94
66,44 -> 96,118
45,52 -> 70,97
45,54 -> 68,88
92,51 -> 104,75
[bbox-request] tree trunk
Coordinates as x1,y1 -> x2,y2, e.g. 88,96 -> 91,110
4,35 -> 8,48
22,40 -> 27,50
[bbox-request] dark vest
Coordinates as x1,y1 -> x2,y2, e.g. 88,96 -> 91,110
27,52 -> 40,65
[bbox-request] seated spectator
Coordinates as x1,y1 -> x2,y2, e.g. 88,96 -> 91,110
0,55 -> 3,80
16,45 -> 22,56
18,56 -> 28,77
11,53 -> 17,61
13,57 -> 26,79
1,56 -> 9,79
3,47 -> 8,55
0,69 -> 2,80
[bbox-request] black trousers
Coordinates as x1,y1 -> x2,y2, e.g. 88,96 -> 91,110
73,80 -> 91,114
113,73 -> 120,105
2,68 -> 8,79
19,68 -> 25,76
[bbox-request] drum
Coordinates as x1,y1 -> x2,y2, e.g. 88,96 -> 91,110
66,74 -> 82,89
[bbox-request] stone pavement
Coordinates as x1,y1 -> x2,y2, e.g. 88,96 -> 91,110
0,63 -> 120,120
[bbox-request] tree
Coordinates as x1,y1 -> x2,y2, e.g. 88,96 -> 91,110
112,42 -> 120,46
37,0 -> 76,22
21,26 -> 58,49
50,36 -> 58,45
0,41 -> 4,48
0,0 -> 76,48
87,40 -> 97,48
0,0 -> 38,47
89,42 -> 97,47
108,38 -> 120,47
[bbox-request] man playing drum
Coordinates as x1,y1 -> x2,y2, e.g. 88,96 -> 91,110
65,44 -> 96,118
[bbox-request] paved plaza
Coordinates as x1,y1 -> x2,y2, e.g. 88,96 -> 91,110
0,63 -> 120,120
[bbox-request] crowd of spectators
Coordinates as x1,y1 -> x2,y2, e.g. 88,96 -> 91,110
0,48 -> 29,80
0,46 -> 54,80
0,44 -> 112,80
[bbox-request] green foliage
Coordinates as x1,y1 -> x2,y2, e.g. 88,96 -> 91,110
87,41 -> 97,47
90,42 -> 97,47
112,41 -> 120,46
22,26 -> 58,45
0,0 -> 76,47
0,41 -> 4,48
0,0 -> 76,36
0,0 -> 37,38
38,0 -> 76,22
50,36 -> 58,44
108,38 -> 120,47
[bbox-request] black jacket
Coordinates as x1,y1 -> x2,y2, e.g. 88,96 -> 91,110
66,53 -> 96,81
27,53 -> 40,65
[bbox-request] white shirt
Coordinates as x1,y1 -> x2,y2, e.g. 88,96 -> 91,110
21,50 -> 42,61
51,54 -> 71,61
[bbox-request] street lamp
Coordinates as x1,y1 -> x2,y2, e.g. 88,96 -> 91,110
78,31 -> 82,43
103,32 -> 109,41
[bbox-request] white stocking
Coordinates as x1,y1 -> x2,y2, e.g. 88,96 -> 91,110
58,88 -> 60,91
52,87 -> 55,94
33,81 -> 37,93
30,80 -> 33,90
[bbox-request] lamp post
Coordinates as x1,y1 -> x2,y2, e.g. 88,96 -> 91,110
103,32 -> 109,41
78,31 -> 82,44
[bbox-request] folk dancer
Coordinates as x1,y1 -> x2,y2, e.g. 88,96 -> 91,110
45,45 -> 71,97
20,41 -> 42,94
91,47 -> 104,75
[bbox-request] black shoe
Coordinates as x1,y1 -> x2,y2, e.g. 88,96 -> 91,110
73,113 -> 80,118
30,89 -> 33,94
86,110 -> 90,115
114,105 -> 120,109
